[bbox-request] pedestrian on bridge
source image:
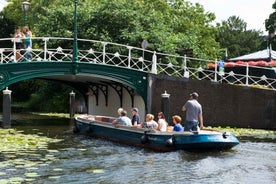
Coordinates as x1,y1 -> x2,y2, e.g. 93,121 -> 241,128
14,26 -> 24,61
23,26 -> 32,60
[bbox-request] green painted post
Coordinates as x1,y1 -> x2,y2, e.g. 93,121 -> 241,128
23,14 -> 27,26
22,1 -> 30,26
73,0 -> 78,63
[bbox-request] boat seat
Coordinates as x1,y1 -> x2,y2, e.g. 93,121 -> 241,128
94,117 -> 102,122
94,116 -> 115,123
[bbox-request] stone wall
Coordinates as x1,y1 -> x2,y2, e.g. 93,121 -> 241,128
149,74 -> 276,130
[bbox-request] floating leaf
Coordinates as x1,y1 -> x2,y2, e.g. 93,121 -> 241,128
53,168 -> 63,171
8,177 -> 24,182
24,172 -> 40,178
26,167 -> 39,171
77,149 -> 87,151
48,176 -> 61,179
0,179 -> 9,183
86,169 -> 105,173
25,178 -> 36,182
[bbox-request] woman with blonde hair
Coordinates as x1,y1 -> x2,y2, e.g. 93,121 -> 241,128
22,26 -> 32,60
142,114 -> 158,130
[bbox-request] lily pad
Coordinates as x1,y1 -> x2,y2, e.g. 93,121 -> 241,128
0,179 -> 9,184
48,176 -> 61,179
24,172 -> 40,178
86,169 -> 105,173
8,177 -> 24,182
53,168 -> 63,171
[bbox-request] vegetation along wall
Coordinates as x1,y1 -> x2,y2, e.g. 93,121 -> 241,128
149,74 -> 276,130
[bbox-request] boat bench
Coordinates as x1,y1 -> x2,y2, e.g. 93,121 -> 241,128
94,116 -> 115,123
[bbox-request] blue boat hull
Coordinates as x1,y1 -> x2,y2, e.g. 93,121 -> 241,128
74,115 -> 239,152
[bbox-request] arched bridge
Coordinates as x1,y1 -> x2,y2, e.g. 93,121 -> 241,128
0,37 -> 275,100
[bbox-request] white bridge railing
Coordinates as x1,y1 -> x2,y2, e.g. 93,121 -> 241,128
0,37 -> 275,90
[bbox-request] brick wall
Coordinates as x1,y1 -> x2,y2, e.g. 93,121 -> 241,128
149,74 -> 276,130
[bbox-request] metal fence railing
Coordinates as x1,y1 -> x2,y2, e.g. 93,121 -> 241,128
0,37 -> 275,90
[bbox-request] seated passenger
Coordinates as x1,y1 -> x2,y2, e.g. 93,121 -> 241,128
172,115 -> 184,132
112,110 -> 132,126
117,107 -> 124,117
157,112 -> 167,132
141,114 -> 158,130
131,108 -> 140,126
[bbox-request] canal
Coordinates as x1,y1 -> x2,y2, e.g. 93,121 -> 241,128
0,117 -> 275,184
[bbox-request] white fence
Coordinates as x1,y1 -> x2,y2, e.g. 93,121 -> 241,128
0,37 -> 275,90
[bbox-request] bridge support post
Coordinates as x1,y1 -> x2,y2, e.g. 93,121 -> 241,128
2,88 -> 12,128
70,91 -> 75,119
161,91 -> 170,124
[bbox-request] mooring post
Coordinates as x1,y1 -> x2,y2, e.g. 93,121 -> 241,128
161,91 -> 170,124
2,87 -> 12,128
70,91 -> 75,119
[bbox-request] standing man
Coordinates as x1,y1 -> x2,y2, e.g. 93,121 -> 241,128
131,108 -> 140,126
182,92 -> 204,131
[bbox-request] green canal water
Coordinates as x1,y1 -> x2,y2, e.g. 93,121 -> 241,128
0,115 -> 275,184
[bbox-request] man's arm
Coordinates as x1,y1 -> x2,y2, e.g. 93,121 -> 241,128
198,113 -> 204,129
181,106 -> 186,112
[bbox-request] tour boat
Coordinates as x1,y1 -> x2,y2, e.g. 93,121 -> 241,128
74,114 -> 240,152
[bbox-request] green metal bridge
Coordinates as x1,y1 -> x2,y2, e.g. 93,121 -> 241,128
0,37 -> 275,101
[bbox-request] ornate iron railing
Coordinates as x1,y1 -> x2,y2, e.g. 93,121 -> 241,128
0,37 -> 275,90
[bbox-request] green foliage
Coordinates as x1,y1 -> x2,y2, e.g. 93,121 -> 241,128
5,0 -> 219,60
216,16 -> 263,59
0,12 -> 16,39
2,0 -> 271,113
265,1 -> 276,50
10,79 -> 74,113
207,126 -> 275,140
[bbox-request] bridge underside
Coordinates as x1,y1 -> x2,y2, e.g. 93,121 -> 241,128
0,62 -> 149,106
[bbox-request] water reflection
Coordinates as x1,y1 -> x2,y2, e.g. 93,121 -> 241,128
0,118 -> 275,184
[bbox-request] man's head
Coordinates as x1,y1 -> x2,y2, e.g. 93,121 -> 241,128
190,92 -> 199,99
131,108 -> 138,114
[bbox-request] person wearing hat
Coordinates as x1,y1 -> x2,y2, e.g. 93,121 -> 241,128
181,92 -> 204,131
131,108 -> 140,126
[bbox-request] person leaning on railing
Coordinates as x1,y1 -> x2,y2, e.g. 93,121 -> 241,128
14,26 -> 24,61
22,26 -> 32,60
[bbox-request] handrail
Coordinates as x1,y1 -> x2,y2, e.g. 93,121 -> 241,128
0,37 -> 275,90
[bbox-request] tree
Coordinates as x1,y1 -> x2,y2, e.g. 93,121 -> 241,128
26,0 -> 220,59
265,1 -> 276,50
216,16 -> 263,59
1,0 -> 223,112
0,12 -> 16,43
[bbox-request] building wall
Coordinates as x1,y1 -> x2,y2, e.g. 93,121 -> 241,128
87,87 -> 146,122
149,74 -> 276,130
